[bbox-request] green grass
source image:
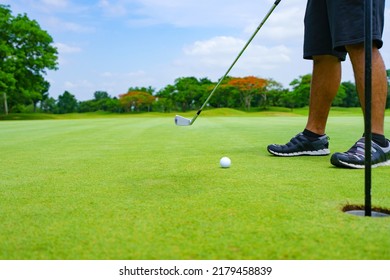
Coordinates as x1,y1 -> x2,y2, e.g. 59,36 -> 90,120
1,109 -> 390,260
0,106 -> 370,121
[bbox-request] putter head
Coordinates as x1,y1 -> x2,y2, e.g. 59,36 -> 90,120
175,115 -> 192,126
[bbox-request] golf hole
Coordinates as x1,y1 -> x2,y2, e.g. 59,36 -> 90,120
342,205 -> 390,218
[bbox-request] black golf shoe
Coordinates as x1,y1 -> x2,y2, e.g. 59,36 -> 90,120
267,133 -> 330,156
331,138 -> 390,168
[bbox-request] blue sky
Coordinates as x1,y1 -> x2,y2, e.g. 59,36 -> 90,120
3,0 -> 390,101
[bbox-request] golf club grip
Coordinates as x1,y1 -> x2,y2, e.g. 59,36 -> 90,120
193,1 -> 282,119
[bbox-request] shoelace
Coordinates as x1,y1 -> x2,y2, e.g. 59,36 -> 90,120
345,140 -> 366,159
346,140 -> 383,160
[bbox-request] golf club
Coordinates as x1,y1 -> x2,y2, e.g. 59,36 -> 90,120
175,0 -> 282,126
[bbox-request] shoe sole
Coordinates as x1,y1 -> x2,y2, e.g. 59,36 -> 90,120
268,149 -> 330,157
331,158 -> 390,169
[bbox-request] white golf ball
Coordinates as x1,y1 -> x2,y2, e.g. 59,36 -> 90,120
220,157 -> 231,168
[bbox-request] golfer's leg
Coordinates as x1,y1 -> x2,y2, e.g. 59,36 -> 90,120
346,44 -> 387,135
305,55 -> 342,135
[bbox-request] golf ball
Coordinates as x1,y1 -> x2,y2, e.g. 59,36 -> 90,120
220,157 -> 231,168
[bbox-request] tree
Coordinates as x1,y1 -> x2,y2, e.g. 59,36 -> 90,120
331,83 -> 347,107
152,96 -> 174,113
128,86 -> 154,95
103,97 -> 121,113
155,84 -> 176,112
77,91 -> 122,113
340,81 -> 359,107
57,91 -> 78,114
93,91 -> 118,111
172,77 -> 202,112
119,91 -> 155,112
288,74 -> 311,109
0,5 -> 15,115
40,96 -> 57,113
78,100 -> 98,113
94,91 -> 110,101
210,77 -> 240,108
264,79 -> 288,108
227,76 -> 267,111
0,4 -> 58,114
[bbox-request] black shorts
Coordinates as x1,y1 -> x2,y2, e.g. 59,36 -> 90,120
304,0 -> 385,61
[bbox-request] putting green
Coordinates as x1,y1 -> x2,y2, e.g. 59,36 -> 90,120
0,114 -> 389,259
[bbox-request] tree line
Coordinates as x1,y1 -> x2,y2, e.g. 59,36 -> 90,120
2,4 -> 390,115
7,73 -> 389,115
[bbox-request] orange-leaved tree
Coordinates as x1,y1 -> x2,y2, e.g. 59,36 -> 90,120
119,90 -> 155,112
227,76 -> 267,111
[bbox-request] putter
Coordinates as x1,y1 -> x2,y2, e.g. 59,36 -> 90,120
175,0 -> 282,126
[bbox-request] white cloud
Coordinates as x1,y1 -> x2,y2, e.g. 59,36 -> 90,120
121,0 -> 307,46
256,7 -> 304,41
121,1 -> 294,27
54,42 -> 82,54
64,80 -> 94,91
99,70 -> 155,91
172,36 -> 293,85
98,0 -> 129,17
46,17 -> 95,33
40,0 -> 68,8
125,0 -> 276,28
52,42 -> 82,66
179,36 -> 291,69
184,36 -> 243,56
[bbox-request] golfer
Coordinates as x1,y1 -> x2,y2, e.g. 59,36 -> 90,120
267,0 -> 390,168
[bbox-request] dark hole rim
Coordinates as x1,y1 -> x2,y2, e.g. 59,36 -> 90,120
342,204 -> 390,215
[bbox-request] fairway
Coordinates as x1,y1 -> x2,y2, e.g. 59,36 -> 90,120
1,113 -> 390,260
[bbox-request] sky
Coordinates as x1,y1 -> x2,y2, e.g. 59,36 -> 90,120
3,0 -> 390,101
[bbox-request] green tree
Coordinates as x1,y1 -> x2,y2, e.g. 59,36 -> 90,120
104,97 -> 121,113
331,83 -> 347,107
152,96 -> 174,113
173,77 -> 200,112
93,91 -> 118,112
288,74 -> 311,109
94,91 -> 110,101
0,5 -> 16,114
78,91 -> 121,113
57,91 -> 78,114
78,100 -> 98,113
0,4 -> 58,114
340,81 -> 359,107
264,79 -> 287,108
196,77 -> 214,109
168,77 -> 212,112
210,77 -> 240,109
155,84 -> 176,112
40,96 -> 57,113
